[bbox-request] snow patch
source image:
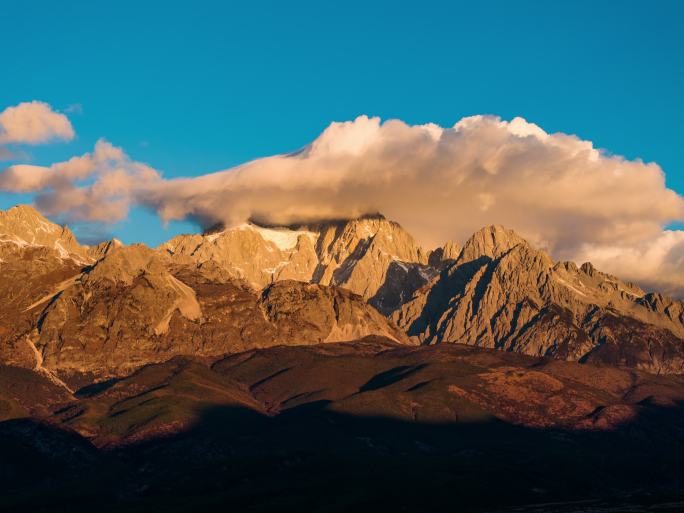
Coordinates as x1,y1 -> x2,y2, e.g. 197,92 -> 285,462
239,223 -> 317,251
392,260 -> 410,273
53,240 -> 69,258
0,236 -> 29,247
418,268 -> 436,282
35,217 -> 58,234
554,276 -> 588,297
206,232 -> 223,242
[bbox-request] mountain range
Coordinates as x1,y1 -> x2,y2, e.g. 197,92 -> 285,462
1,204 -> 683,381
2,204 -> 684,512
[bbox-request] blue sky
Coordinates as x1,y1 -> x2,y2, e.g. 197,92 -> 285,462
1,0 -> 683,245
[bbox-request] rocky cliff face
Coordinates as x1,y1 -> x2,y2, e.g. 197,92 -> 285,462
0,205 -> 87,260
0,211 -> 410,379
0,243 -> 83,373
38,263 -> 407,379
393,225 -> 684,374
161,214 -> 436,308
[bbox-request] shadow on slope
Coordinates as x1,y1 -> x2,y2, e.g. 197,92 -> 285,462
2,396 -> 684,513
404,256 -> 493,341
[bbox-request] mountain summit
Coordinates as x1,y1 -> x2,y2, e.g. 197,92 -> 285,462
393,225 -> 684,374
1,204 -> 684,376
161,215 -> 438,312
0,204 -> 85,259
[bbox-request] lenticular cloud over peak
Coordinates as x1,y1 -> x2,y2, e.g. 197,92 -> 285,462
3,112 -> 684,295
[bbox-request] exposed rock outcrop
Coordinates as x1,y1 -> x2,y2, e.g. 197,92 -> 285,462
0,205 -> 88,261
3,205 -> 684,377
161,214 -> 434,303
3,242 -> 408,378
393,225 -> 684,374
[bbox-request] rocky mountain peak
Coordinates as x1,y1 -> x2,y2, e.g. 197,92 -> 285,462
84,243 -> 167,285
580,261 -> 597,276
0,204 -> 87,260
457,224 -> 528,264
163,214 -> 431,302
311,215 -> 427,265
2,202 -> 684,380
87,238 -> 125,261
428,240 -> 461,268
1,204 -> 60,240
393,224 -> 684,374
3,203 -> 49,220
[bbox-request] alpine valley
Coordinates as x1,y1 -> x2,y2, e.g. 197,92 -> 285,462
2,204 -> 684,513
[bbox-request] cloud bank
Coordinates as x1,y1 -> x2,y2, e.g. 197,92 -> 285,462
2,109 -> 684,295
0,139 -> 159,222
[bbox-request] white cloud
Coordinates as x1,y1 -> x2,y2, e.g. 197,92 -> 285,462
0,139 -> 160,222
0,101 -> 74,145
574,231 -> 684,297
143,115 -> 682,246
2,113 -> 684,295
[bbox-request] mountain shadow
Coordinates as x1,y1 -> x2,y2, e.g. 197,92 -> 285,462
2,397 -> 684,512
